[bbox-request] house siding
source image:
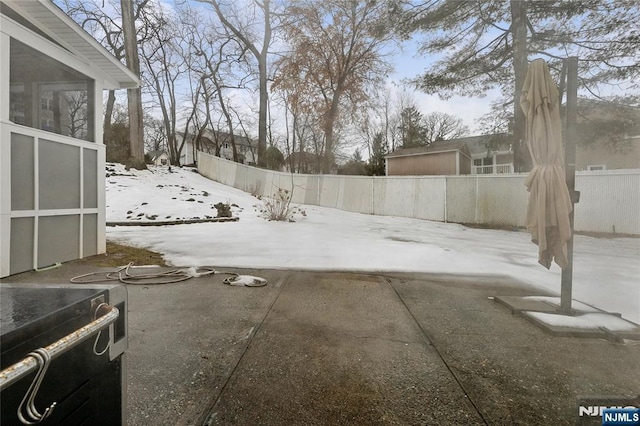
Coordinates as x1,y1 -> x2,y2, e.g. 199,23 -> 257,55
459,154 -> 471,174
576,137 -> 640,170
388,151 -> 457,176
480,139 -> 640,171
179,131 -> 257,166
496,153 -> 513,164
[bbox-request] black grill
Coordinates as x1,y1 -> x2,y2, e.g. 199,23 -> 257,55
1,284 -> 127,426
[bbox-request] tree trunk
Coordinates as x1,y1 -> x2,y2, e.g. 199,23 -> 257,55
209,0 -> 271,168
257,0 -> 271,168
291,112 -> 297,173
322,93 -> 341,174
257,55 -> 268,167
104,90 -> 116,138
323,121 -> 333,174
121,0 -> 146,169
511,0 -> 530,173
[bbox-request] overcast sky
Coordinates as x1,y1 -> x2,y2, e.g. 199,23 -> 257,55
386,46 -> 501,135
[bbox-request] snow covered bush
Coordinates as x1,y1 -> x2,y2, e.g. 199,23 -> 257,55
260,188 -> 305,222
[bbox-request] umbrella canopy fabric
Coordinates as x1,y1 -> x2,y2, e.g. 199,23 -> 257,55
520,59 -> 573,269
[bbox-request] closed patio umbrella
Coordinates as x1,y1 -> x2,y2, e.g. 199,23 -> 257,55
520,58 -> 573,269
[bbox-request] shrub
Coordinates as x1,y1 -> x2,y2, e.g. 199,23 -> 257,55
214,202 -> 232,218
260,188 -> 305,221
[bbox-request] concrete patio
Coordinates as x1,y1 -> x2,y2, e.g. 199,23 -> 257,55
2,263 -> 638,425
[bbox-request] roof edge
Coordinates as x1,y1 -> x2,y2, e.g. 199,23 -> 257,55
3,0 -> 139,89
40,0 -> 140,88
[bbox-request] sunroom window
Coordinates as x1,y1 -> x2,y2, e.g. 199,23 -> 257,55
9,38 -> 95,142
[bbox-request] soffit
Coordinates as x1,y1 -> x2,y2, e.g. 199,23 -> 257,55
2,0 -> 139,90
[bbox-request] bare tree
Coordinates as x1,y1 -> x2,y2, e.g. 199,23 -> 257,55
231,105 -> 258,164
275,76 -> 309,173
139,3 -> 189,165
60,0 -> 124,142
195,0 -> 275,168
104,101 -> 130,162
178,6 -> 218,165
355,88 -> 397,173
121,0 -> 148,169
60,0 -> 160,166
209,39 -> 247,162
274,0 -> 393,174
423,112 -> 469,143
143,114 -> 167,153
178,3 -> 260,166
359,86 -> 468,156
64,91 -> 89,140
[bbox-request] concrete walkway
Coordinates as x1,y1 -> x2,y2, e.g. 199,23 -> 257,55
2,264 -> 638,425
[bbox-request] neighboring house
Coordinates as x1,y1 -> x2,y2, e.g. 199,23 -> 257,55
462,130 -> 640,174
178,129 -> 257,166
464,100 -> 640,174
576,135 -> 640,171
0,0 -> 139,277
385,140 -> 472,176
464,134 -> 514,175
572,99 -> 640,171
147,150 -> 169,166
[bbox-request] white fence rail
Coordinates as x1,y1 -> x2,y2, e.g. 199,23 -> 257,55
198,153 -> 640,235
472,163 -> 514,175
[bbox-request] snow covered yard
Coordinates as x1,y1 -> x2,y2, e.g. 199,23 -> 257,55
106,164 -> 640,325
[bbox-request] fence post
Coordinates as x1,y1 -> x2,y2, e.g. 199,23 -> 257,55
444,177 -> 448,222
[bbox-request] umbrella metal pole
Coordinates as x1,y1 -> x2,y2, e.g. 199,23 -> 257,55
560,57 -> 579,314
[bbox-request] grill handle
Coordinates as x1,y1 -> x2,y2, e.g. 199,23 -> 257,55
0,305 -> 119,391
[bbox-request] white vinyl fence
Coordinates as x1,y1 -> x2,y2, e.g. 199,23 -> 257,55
198,152 -> 640,235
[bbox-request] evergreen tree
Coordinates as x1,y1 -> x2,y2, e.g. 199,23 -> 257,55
367,132 -> 387,176
265,145 -> 285,171
393,0 -> 640,171
398,107 -> 427,148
